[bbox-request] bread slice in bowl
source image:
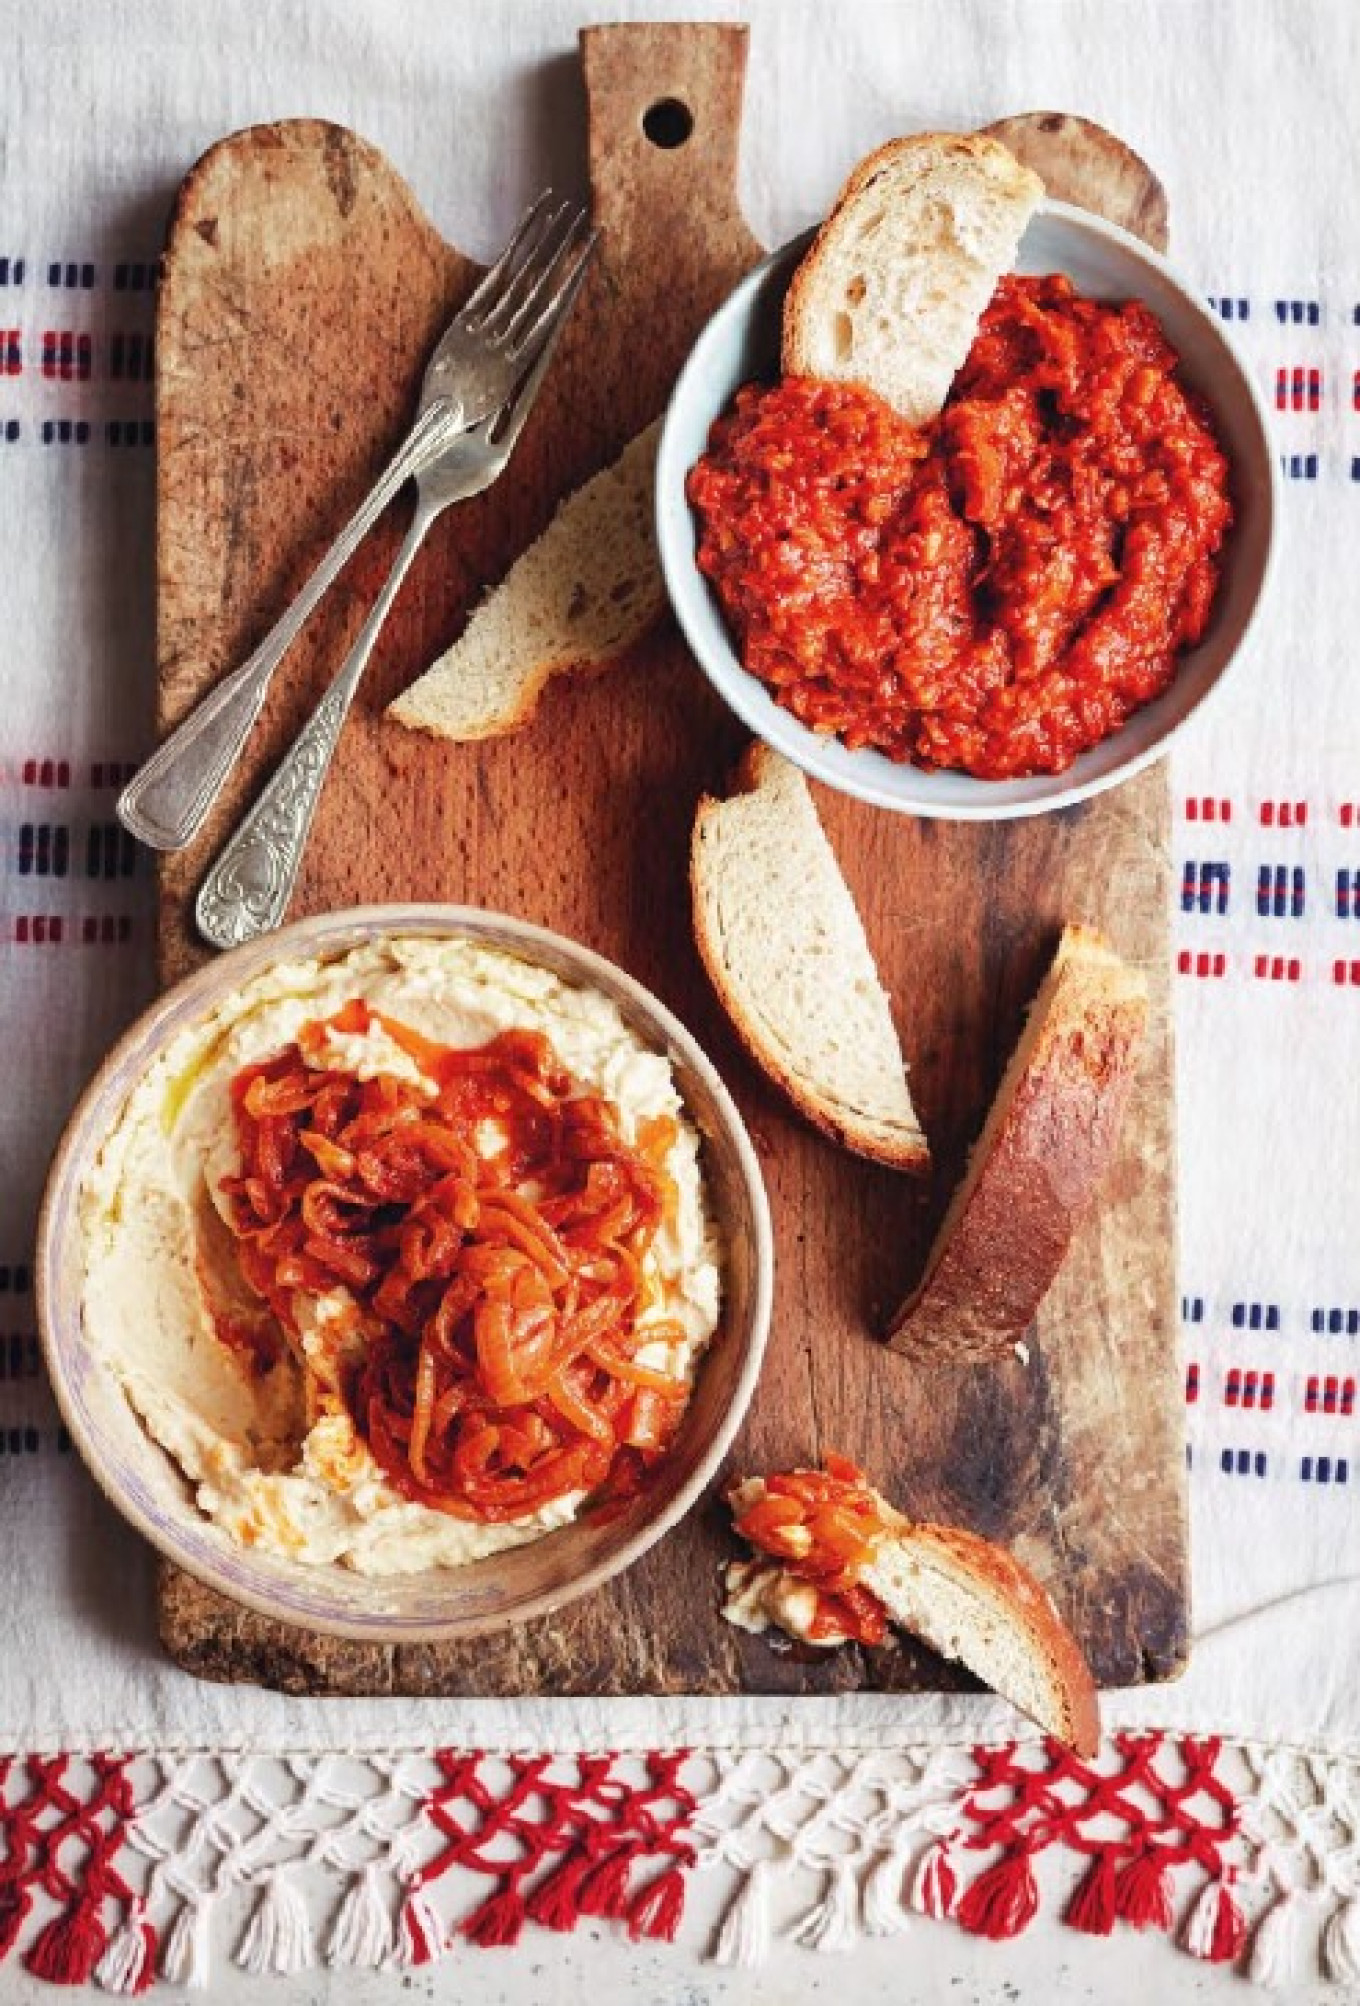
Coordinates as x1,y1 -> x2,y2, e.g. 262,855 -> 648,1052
782,132 -> 1044,425
723,1462 -> 1098,1756
886,923 -> 1148,1363
691,741 -> 929,1172
388,420 -> 663,742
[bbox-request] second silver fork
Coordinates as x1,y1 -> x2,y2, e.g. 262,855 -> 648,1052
194,229 -> 595,951
119,190 -> 592,857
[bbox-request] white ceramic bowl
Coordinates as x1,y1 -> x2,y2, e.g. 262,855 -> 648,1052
37,906 -> 773,1643
656,201 -> 1278,820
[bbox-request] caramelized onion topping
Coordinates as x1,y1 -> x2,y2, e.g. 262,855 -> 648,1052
219,1003 -> 693,1523
730,1454 -> 891,1646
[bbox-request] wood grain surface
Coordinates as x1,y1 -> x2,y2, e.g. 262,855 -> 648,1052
153,23 -> 1187,1695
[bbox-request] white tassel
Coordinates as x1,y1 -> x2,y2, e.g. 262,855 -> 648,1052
160,1896 -> 212,1990
395,1878 -> 447,1966
790,1860 -> 860,1954
712,1858 -> 775,1968
1323,1896 -> 1360,1984
326,1865 -> 394,1970
94,1905 -> 154,1994
1249,1892 -> 1301,1989
863,1844 -> 913,1937
238,1870 -> 315,1976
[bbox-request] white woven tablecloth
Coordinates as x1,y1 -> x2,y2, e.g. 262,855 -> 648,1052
2,0 -> 1359,1992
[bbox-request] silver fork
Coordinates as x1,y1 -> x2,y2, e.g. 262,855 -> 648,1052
194,232 -> 596,952
118,191 -> 593,855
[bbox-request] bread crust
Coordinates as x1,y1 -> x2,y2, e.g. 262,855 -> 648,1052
888,1519 -> 1100,1757
781,131 -> 1045,400
885,924 -> 1147,1363
691,741 -> 930,1173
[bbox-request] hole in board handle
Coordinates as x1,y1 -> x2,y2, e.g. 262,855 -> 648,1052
642,98 -> 694,150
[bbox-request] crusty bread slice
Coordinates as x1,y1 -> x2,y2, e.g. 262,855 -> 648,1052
387,420 -> 663,742
864,1521 -> 1100,1756
723,1472 -> 1098,1756
886,924 -> 1148,1364
691,741 -> 929,1172
782,133 -> 1044,426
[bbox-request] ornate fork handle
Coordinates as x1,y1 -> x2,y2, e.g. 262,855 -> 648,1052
118,399 -> 462,853
195,501 -> 436,950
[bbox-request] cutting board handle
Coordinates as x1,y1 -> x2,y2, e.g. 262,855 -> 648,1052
581,23 -> 753,249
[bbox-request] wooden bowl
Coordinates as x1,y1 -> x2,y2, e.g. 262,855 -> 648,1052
37,906 -> 773,1643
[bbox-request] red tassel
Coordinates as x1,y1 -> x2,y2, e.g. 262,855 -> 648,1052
25,1898 -> 108,1985
576,1849 -> 634,1921
0,1879 -> 30,1960
956,1853 -> 1039,1941
462,1886 -> 528,1949
1065,1851 -> 1118,1936
525,1853 -> 591,1933
1115,1851 -> 1174,1932
627,1864 -> 686,1943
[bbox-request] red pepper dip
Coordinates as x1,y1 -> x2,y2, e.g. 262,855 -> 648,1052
687,273 -> 1233,779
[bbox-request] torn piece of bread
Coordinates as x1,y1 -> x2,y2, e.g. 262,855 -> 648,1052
691,741 -> 929,1172
886,924 -> 1148,1364
782,133 -> 1044,426
723,1462 -> 1099,1756
387,419 -> 663,742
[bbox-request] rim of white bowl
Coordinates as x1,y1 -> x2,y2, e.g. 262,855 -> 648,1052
657,198 -> 1280,822
36,904 -> 775,1642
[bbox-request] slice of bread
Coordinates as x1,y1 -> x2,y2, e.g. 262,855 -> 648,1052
691,741 -> 929,1172
886,924 -> 1148,1363
863,1520 -> 1099,1756
782,133 -> 1044,426
387,419 -> 663,742
723,1469 -> 1099,1755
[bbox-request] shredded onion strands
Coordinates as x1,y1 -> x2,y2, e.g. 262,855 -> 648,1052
219,1004 -> 696,1523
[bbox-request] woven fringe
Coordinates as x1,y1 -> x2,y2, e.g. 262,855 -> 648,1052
238,1871 -> 314,1976
1114,1850 -> 1175,1932
1323,1895 -> 1360,1985
94,1904 -> 157,1996
525,1853 -> 591,1933
1064,1850 -> 1118,1936
862,1843 -> 914,1937
712,1857 -> 774,1968
26,1897 -> 107,1986
1183,1876 -> 1247,1963
0,1878 -> 30,1961
396,1878 -> 447,1967
789,1861 -> 860,1954
910,1840 -> 958,1920
1248,1891 -> 1302,1987
462,1884 -> 528,1949
326,1866 -> 393,1970
159,1895 -> 212,1990
626,1864 -> 686,1943
955,1851 -> 1039,1941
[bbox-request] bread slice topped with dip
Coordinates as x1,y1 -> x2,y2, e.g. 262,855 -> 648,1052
691,742 -> 929,1173
781,132 -> 1045,424
723,1456 -> 1099,1756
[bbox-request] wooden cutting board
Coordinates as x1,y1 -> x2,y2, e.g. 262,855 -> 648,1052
152,23 -> 1187,1696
